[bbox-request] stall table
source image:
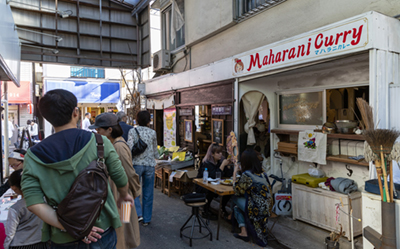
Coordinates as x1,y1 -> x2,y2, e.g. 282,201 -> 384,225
193,178 -> 234,240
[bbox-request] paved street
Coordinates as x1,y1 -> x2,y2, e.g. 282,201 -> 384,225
137,188 -> 287,249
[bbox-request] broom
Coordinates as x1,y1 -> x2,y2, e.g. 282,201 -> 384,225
356,98 -> 374,130
364,129 -> 400,202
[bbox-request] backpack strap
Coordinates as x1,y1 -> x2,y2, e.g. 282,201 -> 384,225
94,133 -> 104,160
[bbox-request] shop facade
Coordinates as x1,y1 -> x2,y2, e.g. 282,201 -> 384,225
145,11 -> 400,247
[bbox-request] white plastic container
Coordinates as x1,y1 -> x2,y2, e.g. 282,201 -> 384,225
356,141 -> 365,156
340,140 -> 350,156
331,140 -> 339,155
348,141 -> 358,156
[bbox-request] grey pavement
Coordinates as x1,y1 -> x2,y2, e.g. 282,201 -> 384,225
137,188 -> 283,249
137,187 -> 364,249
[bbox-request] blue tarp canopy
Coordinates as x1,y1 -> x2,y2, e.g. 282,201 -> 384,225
45,80 -> 120,104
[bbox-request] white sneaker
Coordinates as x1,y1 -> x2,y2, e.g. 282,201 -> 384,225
138,217 -> 143,222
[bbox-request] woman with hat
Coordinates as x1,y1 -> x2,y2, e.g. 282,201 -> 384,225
90,113 -> 141,249
0,149 -> 26,197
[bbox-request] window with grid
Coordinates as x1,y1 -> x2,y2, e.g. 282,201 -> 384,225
70,67 -> 105,78
235,0 -> 287,22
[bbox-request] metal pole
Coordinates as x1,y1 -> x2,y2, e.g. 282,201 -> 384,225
2,99 -> 10,178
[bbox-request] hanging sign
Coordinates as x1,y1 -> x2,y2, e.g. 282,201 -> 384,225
212,106 -> 232,115
179,108 -> 193,116
164,108 -> 177,148
233,16 -> 369,77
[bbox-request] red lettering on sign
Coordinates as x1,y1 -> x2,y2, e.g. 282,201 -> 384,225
288,47 -> 296,59
335,32 -> 343,45
275,52 -> 282,63
262,55 -> 268,66
247,53 -> 262,71
297,44 -> 305,57
268,49 -> 275,65
351,25 -> 363,45
343,30 -> 352,43
282,49 -> 289,62
325,35 -> 335,47
315,34 -> 324,49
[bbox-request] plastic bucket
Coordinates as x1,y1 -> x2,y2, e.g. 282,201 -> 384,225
325,237 -> 340,249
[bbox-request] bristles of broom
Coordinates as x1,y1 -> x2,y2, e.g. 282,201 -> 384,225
356,98 -> 374,130
363,129 -> 400,155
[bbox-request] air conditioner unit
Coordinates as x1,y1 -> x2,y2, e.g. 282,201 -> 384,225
153,49 -> 171,71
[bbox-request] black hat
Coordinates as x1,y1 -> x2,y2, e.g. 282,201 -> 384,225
89,113 -> 118,129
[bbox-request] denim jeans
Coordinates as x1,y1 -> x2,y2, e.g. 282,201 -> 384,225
50,227 -> 116,249
233,196 -> 246,228
133,165 -> 155,223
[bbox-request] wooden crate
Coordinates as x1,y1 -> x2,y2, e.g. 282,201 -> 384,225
292,183 -> 362,240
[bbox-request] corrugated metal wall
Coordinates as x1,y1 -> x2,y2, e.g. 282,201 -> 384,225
10,0 -> 150,69
390,84 -> 400,130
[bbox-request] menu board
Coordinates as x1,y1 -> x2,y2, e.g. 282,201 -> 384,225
163,108 -> 176,147
279,92 -> 323,125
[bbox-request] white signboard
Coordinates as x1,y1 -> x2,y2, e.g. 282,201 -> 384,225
233,17 -> 369,76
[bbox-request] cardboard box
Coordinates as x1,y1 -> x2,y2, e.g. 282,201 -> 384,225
173,167 -> 198,183
278,141 -> 298,154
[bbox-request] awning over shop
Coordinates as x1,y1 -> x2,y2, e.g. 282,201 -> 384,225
147,94 -> 174,110
44,80 -> 120,104
6,81 -> 31,104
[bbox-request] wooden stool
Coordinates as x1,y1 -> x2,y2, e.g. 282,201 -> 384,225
180,201 -> 212,247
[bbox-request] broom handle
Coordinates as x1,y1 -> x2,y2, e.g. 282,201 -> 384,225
390,160 -> 394,203
380,145 -> 390,203
375,160 -> 384,201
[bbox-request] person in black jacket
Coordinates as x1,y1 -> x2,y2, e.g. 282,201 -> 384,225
196,143 -> 232,219
0,149 -> 26,196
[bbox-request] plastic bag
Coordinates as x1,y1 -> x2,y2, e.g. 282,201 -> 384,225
308,164 -> 326,178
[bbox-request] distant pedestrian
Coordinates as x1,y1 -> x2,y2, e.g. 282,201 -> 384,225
116,111 -> 133,142
127,111 -> 158,226
4,169 -> 48,249
82,112 -> 91,131
21,89 -> 134,248
2,115 -> 15,152
30,119 -> 39,141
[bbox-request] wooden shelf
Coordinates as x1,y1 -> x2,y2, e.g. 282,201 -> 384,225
274,149 -> 298,155
326,155 -> 369,167
326,133 -> 365,140
203,140 -> 212,143
271,129 -> 300,135
271,129 -> 365,141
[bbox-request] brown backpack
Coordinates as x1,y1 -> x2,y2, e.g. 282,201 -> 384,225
56,133 -> 109,240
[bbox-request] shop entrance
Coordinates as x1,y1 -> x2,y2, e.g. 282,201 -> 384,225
240,91 -> 270,169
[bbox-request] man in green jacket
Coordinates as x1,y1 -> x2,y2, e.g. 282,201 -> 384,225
21,89 -> 134,248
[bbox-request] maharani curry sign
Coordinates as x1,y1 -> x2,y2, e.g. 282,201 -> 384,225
233,17 -> 369,76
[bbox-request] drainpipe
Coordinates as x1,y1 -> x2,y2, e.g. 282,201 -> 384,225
234,78 -> 239,144
1,99 -> 10,178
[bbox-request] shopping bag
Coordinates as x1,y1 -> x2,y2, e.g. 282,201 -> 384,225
298,131 -> 327,165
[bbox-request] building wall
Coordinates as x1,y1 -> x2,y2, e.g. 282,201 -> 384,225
170,0 -> 400,72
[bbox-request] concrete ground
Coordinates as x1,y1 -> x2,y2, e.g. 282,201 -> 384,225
137,187 -> 363,249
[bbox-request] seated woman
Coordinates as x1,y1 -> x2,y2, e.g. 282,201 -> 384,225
232,149 -> 273,247
4,169 -> 47,249
196,143 -> 232,219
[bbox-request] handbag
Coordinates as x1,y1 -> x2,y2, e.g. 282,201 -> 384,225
56,133 -> 109,240
131,128 -> 148,157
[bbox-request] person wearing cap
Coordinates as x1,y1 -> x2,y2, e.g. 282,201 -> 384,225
20,89 -> 134,247
91,113 -> 141,249
116,111 -> 133,142
0,149 -> 26,197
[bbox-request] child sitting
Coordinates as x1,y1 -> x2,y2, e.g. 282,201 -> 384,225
4,169 -> 48,249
